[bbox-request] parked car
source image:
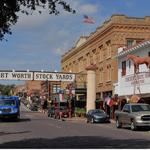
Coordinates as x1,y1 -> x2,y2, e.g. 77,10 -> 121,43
0,96 -> 20,121
47,106 -> 55,117
53,106 -> 69,119
86,109 -> 110,123
115,103 -> 150,131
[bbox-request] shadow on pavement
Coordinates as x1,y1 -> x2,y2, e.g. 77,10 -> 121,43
0,136 -> 150,149
19,118 -> 31,122
0,131 -> 30,136
0,118 -> 31,123
121,126 -> 150,132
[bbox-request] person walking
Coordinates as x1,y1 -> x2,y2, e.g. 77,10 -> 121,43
43,99 -> 48,114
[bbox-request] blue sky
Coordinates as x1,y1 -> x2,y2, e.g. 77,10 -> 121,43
0,0 -> 150,84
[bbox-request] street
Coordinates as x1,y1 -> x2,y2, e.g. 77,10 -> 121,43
0,103 -> 150,148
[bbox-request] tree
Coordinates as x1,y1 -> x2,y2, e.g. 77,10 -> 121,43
0,84 -> 15,95
0,0 -> 75,41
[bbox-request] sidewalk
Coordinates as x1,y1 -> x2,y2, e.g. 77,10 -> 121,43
64,117 -> 116,123
64,117 -> 86,123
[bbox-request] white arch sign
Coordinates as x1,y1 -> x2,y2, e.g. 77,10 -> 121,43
0,71 -> 75,82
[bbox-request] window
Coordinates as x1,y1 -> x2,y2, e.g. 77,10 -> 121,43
107,64 -> 111,81
90,53 -> 93,64
127,39 -> 134,48
99,45 -> 103,62
132,105 -> 150,112
78,57 -> 83,72
123,105 -> 130,113
99,67 -> 103,83
73,61 -> 76,72
83,58 -> 86,69
106,41 -> 111,58
52,84 -> 61,94
126,39 -> 144,48
122,61 -> 126,76
86,53 -> 90,66
92,49 -> 96,64
129,60 -> 131,69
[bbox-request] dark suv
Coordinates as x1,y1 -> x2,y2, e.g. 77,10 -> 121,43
53,106 -> 69,119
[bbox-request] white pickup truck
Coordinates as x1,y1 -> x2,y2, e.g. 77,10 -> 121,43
115,103 -> 150,130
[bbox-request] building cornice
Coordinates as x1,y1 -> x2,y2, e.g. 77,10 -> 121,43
61,15 -> 150,63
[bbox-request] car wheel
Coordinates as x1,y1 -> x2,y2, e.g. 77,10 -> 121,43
116,118 -> 122,128
131,121 -> 137,131
15,115 -> 20,122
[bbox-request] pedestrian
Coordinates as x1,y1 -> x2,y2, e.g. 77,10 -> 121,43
40,100 -> 44,113
43,99 -> 48,114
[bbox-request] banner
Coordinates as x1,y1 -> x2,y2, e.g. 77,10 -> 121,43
0,71 -> 75,82
0,71 -> 33,80
34,72 -> 75,82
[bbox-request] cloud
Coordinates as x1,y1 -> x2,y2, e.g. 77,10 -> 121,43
55,41 -> 70,55
69,1 -> 99,15
7,0 -> 104,72
79,4 -> 99,14
15,9 -> 50,29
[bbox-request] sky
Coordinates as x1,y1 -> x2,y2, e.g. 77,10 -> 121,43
0,0 -> 150,85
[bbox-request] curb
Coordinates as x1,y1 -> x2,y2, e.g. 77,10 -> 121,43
64,117 -> 116,123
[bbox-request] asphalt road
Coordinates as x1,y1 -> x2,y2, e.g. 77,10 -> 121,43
0,103 -> 150,148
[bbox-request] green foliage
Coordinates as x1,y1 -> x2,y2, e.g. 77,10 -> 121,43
0,84 -> 15,96
0,0 -> 75,40
75,107 -> 86,117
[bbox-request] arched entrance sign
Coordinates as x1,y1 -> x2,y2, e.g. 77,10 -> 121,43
0,70 -> 75,82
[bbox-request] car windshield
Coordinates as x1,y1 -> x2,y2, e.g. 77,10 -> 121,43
0,99 -> 16,106
93,109 -> 104,114
131,105 -> 150,112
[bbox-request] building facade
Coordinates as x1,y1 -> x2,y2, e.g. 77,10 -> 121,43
61,14 -> 150,110
25,80 -> 42,96
114,41 -> 150,104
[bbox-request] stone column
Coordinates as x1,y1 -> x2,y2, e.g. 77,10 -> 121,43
86,64 -> 97,113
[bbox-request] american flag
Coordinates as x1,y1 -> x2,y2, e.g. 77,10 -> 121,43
83,15 -> 95,24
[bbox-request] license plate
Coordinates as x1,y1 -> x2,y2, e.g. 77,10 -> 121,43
2,109 -> 11,113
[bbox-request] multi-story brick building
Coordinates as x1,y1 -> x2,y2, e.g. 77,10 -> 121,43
61,14 -> 150,113
25,80 -> 42,96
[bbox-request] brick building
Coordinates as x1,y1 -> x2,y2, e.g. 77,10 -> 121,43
61,14 -> 150,114
25,80 -> 42,96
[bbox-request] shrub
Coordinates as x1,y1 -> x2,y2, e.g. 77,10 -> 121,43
74,107 -> 86,117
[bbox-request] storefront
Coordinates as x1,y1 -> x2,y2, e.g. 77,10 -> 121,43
114,41 -> 150,105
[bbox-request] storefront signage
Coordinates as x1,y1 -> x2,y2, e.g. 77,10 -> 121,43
0,71 -> 75,82
124,72 -> 150,86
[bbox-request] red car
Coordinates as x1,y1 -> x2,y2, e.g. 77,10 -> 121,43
53,106 -> 69,119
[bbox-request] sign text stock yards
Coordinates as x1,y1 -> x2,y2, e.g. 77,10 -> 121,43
0,71 -> 75,82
